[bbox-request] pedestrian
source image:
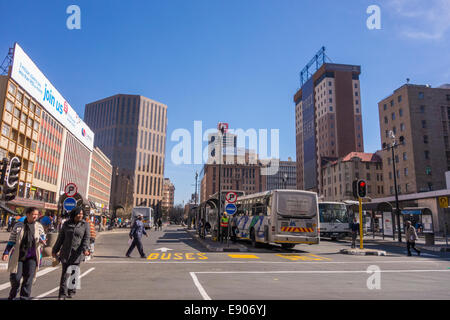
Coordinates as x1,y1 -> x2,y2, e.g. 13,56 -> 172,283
230,216 -> 238,243
350,217 -> 360,249
52,207 -> 91,300
220,212 -> 229,243
85,214 -> 96,259
126,214 -> 148,258
2,207 -> 46,300
157,218 -> 162,231
405,220 -> 421,256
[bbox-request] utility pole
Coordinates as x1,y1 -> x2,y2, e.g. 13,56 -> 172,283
194,171 -> 198,205
217,126 -> 224,242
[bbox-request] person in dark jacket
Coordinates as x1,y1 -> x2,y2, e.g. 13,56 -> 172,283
350,217 -> 360,249
52,207 -> 90,300
126,214 -> 148,258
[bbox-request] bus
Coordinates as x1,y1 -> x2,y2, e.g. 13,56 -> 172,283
131,207 -> 153,229
318,201 -> 351,240
234,189 -> 319,249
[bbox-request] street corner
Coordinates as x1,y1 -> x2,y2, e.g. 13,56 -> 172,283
340,248 -> 387,256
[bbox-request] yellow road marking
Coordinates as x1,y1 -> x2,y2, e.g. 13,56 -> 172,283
147,253 -> 208,261
228,254 -> 260,259
276,253 -> 330,261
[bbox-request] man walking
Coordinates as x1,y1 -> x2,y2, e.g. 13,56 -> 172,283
405,220 -> 421,256
2,207 -> 46,300
350,217 -> 360,249
126,214 -> 148,258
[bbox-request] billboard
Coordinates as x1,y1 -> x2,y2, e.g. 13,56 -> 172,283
302,77 -> 317,190
10,43 -> 94,151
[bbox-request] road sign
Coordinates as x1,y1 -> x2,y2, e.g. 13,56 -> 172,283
225,192 -> 238,203
225,203 -> 237,215
64,183 -> 78,197
439,197 -> 448,208
63,197 -> 77,211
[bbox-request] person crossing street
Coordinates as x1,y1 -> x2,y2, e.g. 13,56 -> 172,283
126,214 -> 148,258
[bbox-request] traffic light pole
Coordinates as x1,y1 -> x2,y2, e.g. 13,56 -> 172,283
359,197 -> 363,249
391,144 -> 402,243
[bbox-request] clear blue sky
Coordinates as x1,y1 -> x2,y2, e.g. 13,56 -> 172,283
1,0 -> 449,205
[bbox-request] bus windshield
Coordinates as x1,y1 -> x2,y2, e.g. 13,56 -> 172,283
319,203 -> 349,223
277,192 -> 316,218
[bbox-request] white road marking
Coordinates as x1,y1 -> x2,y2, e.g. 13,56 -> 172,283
85,259 -> 448,264
33,267 -> 95,300
155,247 -> 173,252
0,267 -> 59,292
190,272 -> 211,300
194,269 -> 450,274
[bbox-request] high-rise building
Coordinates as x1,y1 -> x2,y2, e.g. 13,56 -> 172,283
294,50 -> 363,193
88,147 -> 113,214
321,152 -> 384,201
162,178 -> 175,213
84,94 -> 167,210
0,43 -> 95,213
265,157 -> 297,190
207,131 -> 237,164
378,83 -> 450,195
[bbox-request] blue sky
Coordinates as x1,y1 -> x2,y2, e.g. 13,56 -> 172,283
1,0 -> 449,205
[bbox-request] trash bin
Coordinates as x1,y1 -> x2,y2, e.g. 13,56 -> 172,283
424,233 -> 435,246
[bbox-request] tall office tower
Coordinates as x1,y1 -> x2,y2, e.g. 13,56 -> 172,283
294,48 -> 364,192
265,157 -> 297,191
162,178 -> 175,213
378,83 -> 450,195
84,94 -> 167,210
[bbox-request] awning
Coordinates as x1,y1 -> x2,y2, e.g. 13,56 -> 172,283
0,202 -> 17,215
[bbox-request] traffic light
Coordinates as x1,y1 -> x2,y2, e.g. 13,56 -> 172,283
0,158 -> 7,186
352,179 -> 367,199
4,157 -> 21,201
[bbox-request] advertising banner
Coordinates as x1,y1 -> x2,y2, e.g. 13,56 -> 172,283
383,212 -> 393,236
10,43 -> 94,151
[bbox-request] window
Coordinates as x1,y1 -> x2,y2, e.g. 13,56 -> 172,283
424,150 -> 430,159
404,168 -> 408,176
426,166 -> 432,175
329,106 -> 333,112
403,152 -> 407,161
400,123 -> 405,131
418,92 -> 424,99
35,106 -> 41,117
2,124 -> 11,137
23,97 -> 30,107
392,113 -> 396,120
5,99 -> 13,113
398,95 -> 402,103
31,141 -> 37,151
14,108 -> 20,118
384,116 -> 388,124
421,120 -> 427,128
389,172 -> 392,180
33,121 -> 39,131
355,92 -> 358,96
8,83 -> 16,95
356,108 -> 359,113
399,109 -> 403,117
20,113 -> 27,123
420,105 -> 425,113
390,100 -> 394,107
383,104 -> 387,110
355,83 -> 358,89
423,135 -> 428,144
16,91 -> 23,102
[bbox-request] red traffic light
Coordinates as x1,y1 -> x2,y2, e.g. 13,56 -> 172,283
359,181 -> 366,187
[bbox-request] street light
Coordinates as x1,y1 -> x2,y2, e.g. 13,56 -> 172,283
383,131 -> 404,243
282,173 -> 288,189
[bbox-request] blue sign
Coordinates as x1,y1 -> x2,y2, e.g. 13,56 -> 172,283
63,197 -> 77,211
225,203 -> 237,215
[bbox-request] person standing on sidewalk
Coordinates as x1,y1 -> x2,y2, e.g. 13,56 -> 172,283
52,207 -> 90,300
2,207 -> 46,300
350,217 -> 360,249
85,213 -> 96,259
126,214 -> 148,258
405,220 -> 421,256
220,213 -> 229,243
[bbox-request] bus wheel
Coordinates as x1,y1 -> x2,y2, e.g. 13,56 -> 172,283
281,243 -> 295,250
250,229 -> 259,248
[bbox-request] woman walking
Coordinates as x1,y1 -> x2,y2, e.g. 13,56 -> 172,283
52,207 -> 90,300
1,207 -> 46,300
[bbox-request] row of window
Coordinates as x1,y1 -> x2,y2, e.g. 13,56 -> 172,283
136,174 -> 162,197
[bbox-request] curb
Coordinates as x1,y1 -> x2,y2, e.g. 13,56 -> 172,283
363,239 -> 450,252
340,248 -> 387,256
186,229 -> 248,252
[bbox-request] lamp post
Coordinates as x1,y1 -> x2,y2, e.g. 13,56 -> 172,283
383,131 -> 404,243
282,173 -> 288,189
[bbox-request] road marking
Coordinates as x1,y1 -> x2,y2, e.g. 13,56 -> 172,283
276,254 -> 330,261
33,267 -> 95,300
147,253 -> 208,261
228,254 -> 260,259
0,267 -> 59,292
155,247 -> 173,253
190,272 -> 211,300
194,269 -> 450,275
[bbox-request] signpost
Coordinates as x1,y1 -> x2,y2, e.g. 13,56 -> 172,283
63,197 -> 77,212
225,203 -> 237,215
64,183 -> 78,198
225,192 -> 238,247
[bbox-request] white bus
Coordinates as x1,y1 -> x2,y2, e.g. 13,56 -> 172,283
131,207 -> 153,229
318,201 -> 350,240
234,190 -> 319,249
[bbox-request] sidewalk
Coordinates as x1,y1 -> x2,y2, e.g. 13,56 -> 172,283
185,228 -> 249,252
347,233 -> 450,252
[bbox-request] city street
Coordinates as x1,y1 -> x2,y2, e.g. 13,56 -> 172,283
1,225 -> 449,300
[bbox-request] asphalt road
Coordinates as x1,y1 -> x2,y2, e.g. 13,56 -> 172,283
1,225 -> 449,300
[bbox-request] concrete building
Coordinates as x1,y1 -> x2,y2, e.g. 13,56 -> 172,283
294,57 -> 364,193
88,147 -> 113,214
265,157 -> 297,190
84,94 -> 167,211
0,43 -> 95,212
321,152 -> 384,201
378,83 -> 450,196
162,178 -> 175,212
200,151 -> 267,202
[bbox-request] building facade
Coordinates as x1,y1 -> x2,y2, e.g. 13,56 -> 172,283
88,147 -> 113,213
265,158 -> 297,190
321,152 -> 384,202
162,178 -> 175,212
84,94 -> 167,211
294,62 -> 364,193
378,83 -> 450,196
